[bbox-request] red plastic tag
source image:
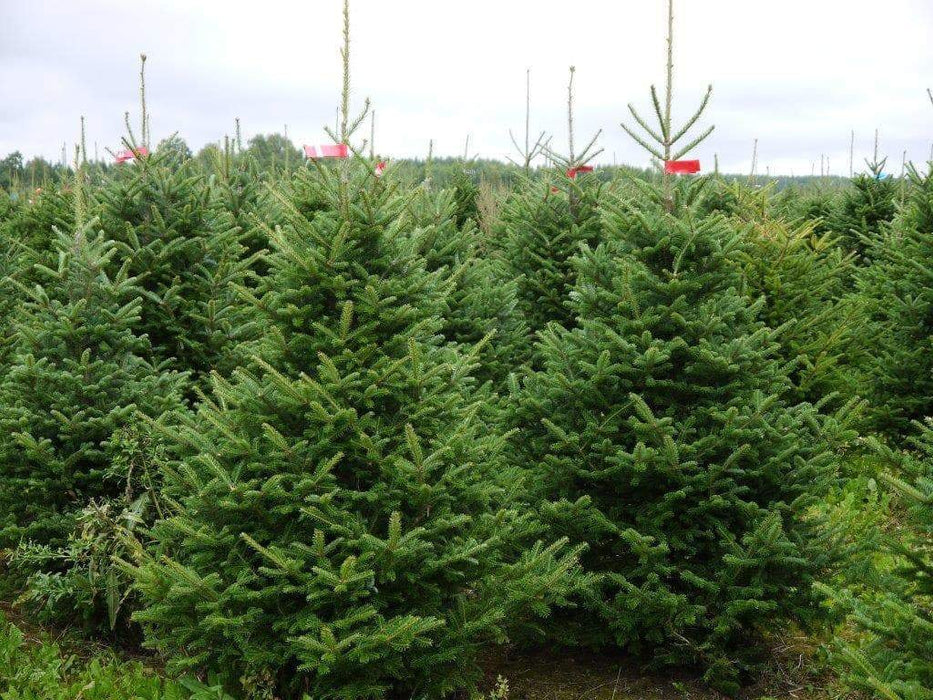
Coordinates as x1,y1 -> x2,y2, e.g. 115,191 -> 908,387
304,144 -> 349,159
664,160 -> 701,174
115,147 -> 149,164
566,165 -> 595,179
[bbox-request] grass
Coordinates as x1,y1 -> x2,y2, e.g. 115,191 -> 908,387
1,597 -> 864,699
0,606 -> 232,699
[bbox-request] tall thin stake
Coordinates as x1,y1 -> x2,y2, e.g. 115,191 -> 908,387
621,0 -> 714,207
73,145 -> 85,231
139,54 -> 148,147
849,129 -> 855,178
80,116 -> 87,166
749,138 -> 758,181
339,0 -> 351,143
509,68 -> 547,172
567,67 -> 576,163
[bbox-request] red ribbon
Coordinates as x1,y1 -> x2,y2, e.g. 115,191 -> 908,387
115,147 -> 150,164
305,144 -> 349,159
664,159 -> 701,174
566,165 -> 595,179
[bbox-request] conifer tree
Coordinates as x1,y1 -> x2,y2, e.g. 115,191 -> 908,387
2,184 -> 75,259
126,7 -> 584,695
829,134 -> 897,261
0,222 -> 186,552
126,153 -> 584,700
449,166 -> 479,229
820,422 -> 933,699
509,2 -> 840,690
208,135 -> 268,262
732,186 -> 865,407
509,181 -> 839,691
403,185 -> 530,388
96,145 -> 252,389
854,164 -> 933,436
448,137 -> 480,229
0,224 -> 25,367
500,67 -> 603,340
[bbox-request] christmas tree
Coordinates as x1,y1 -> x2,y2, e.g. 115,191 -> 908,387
733,187 -> 865,408
820,421 -> 933,699
206,133 -> 269,263
829,134 -> 897,261
499,67 -> 604,341
125,8 -> 584,695
0,221 -> 186,554
509,180 -> 838,690
854,164 -> 933,436
96,143 -> 252,389
403,185 -> 530,388
126,154 -> 584,699
509,2 -> 839,690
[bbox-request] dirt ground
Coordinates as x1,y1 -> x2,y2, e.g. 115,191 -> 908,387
3,599 -> 855,700
480,642 -> 855,700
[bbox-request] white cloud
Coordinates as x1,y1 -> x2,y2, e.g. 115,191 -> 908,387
2,0 -> 932,175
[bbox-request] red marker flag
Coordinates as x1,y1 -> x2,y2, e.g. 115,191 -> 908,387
566,165 -> 595,179
664,159 -> 701,175
320,143 -> 349,158
115,147 -> 149,164
304,143 -> 349,159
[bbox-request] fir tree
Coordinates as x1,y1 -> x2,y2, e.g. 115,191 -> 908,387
207,136 -> 268,262
820,421 -> 933,699
854,165 -> 933,436
499,176 -> 602,340
509,181 -> 839,691
449,165 -> 479,229
403,185 -> 530,388
2,184 -> 75,259
829,135 -> 897,261
126,9 -> 584,692
126,155 -> 584,699
499,67 -> 604,342
733,186 -> 865,407
96,145 -> 252,389
510,5 -> 838,689
0,222 -> 186,552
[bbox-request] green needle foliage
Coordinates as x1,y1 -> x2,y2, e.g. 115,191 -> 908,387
125,158 -> 585,699
820,422 -> 933,699
732,187 -> 866,408
0,222 -> 186,554
403,185 -> 530,389
499,175 -> 603,341
498,66 -> 604,346
96,146 -> 253,390
854,165 -> 933,436
508,179 -> 840,693
830,149 -> 898,262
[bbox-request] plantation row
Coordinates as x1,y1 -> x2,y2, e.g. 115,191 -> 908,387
0,127 -> 930,699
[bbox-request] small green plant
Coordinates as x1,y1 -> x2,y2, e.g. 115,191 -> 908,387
0,611 -> 234,699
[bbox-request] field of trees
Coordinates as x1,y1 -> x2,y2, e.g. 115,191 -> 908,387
1,2 -> 931,698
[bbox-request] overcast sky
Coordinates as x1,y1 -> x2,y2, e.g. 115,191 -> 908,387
2,0 -> 932,175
